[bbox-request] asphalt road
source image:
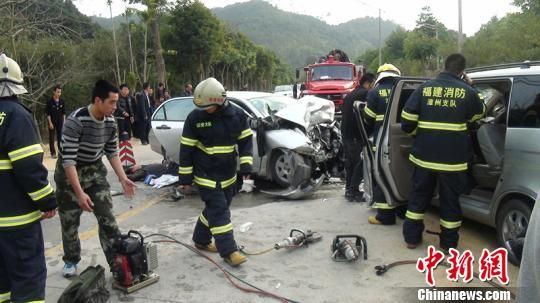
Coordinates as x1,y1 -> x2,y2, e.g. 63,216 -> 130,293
40,141 -> 519,302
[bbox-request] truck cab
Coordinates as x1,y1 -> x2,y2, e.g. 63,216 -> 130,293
302,55 -> 363,114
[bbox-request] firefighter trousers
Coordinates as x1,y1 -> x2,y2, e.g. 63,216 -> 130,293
403,166 -> 468,249
0,222 -> 46,303
192,186 -> 238,258
372,184 -> 397,225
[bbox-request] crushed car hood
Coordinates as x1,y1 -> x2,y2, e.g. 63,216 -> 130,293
274,96 -> 335,131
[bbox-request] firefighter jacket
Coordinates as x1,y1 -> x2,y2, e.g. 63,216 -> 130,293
178,103 -> 253,189
0,97 -> 57,230
401,72 -> 486,172
364,79 -> 394,140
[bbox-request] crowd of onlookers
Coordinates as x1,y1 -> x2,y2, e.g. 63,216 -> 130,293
46,81 -> 193,149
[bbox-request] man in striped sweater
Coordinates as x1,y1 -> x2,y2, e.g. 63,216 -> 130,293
55,80 -> 137,278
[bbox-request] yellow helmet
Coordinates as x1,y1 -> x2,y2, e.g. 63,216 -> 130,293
377,63 -> 401,75
0,53 -> 27,97
193,77 -> 227,108
375,63 -> 401,85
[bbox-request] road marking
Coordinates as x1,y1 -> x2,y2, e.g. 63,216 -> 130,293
45,193 -> 166,257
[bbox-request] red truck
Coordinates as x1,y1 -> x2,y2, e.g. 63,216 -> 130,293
298,50 -> 364,114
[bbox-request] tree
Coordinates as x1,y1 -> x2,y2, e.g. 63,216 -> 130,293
108,0 -> 122,84
166,0 -> 224,82
514,0 -> 540,13
384,29 -> 407,60
416,6 -> 440,38
128,0 -> 168,85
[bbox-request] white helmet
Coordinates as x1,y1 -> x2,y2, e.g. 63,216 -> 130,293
193,77 -> 227,108
0,53 -> 27,97
375,63 -> 401,85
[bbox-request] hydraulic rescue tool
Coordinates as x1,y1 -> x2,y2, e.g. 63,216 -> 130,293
274,229 -> 322,250
111,230 -> 160,293
331,235 -> 368,262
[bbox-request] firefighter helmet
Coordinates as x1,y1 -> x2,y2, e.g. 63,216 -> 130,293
193,77 -> 227,108
375,63 -> 401,85
0,53 -> 27,97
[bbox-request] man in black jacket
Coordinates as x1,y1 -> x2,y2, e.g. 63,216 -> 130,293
135,82 -> 153,145
178,78 -> 253,267
180,83 -> 193,97
115,84 -> 134,140
0,53 -> 57,303
46,84 -> 66,158
341,73 -> 375,202
400,54 -> 485,250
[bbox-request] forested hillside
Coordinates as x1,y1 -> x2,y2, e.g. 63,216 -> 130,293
212,0 -> 399,68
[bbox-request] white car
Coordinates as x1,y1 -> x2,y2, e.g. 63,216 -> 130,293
273,85 -> 294,97
148,92 -> 342,198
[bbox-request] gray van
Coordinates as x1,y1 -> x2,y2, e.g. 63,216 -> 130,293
355,61 -> 540,245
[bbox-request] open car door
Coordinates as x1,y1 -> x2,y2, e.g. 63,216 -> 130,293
353,101 -> 375,205
377,78 -> 428,206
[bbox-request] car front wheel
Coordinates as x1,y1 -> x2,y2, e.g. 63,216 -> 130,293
270,150 -> 293,187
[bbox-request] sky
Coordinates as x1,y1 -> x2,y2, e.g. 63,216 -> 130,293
73,0 -> 521,36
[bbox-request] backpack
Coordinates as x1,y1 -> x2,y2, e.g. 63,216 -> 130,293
57,265 -> 110,303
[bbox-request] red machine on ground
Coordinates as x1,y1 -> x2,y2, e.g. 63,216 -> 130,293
298,50 -> 364,114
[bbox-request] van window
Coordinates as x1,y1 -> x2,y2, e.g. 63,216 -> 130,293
508,76 -> 540,128
474,80 -> 511,124
396,82 -> 423,123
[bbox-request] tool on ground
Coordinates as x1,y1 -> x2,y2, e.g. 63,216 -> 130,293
111,230 -> 160,293
274,229 -> 322,250
145,233 -> 300,303
331,235 -> 368,262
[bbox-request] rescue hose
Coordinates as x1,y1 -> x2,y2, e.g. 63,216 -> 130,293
239,244 -> 306,256
144,233 -> 300,303
374,260 -> 516,299
239,246 -> 275,256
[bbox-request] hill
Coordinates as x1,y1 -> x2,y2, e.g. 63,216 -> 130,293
212,0 -> 400,68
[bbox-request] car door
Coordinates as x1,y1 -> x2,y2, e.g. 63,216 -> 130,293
151,97 -> 195,163
378,78 -> 427,206
353,101 -> 375,205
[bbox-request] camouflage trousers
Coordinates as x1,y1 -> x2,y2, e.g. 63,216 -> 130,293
54,159 -> 120,268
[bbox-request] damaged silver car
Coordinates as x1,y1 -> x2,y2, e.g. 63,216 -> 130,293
149,92 -> 343,199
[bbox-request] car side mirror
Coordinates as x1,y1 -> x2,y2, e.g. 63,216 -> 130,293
249,118 -> 259,129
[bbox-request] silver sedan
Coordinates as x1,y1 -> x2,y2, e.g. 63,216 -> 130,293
149,92 -> 300,187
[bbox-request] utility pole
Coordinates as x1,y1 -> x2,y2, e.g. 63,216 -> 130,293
458,0 -> 463,53
378,8 -> 382,66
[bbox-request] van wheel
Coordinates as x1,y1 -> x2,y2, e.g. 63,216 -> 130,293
496,199 -> 532,246
270,150 -> 293,187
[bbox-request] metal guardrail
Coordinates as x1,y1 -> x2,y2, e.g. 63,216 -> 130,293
466,61 -> 540,73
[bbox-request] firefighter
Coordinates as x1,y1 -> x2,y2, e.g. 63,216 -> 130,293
400,54 -> 485,250
178,77 -> 253,267
0,53 -> 57,303
364,63 -> 402,225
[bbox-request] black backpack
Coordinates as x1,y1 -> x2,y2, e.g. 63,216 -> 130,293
57,265 -> 110,303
